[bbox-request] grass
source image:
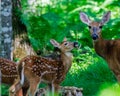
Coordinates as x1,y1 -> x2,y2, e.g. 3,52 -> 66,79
0,48 -> 118,96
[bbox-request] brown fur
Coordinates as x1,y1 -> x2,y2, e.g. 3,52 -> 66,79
0,58 -> 24,96
94,37 -> 120,81
9,49 -> 61,96
0,58 -> 18,84
13,38 -> 78,96
80,11 -> 120,82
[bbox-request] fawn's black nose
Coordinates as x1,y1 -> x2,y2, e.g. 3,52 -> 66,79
74,42 -> 79,48
92,34 -> 98,40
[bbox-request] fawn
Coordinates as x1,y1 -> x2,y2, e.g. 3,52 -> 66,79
80,11 -> 120,82
0,58 -> 17,84
11,38 -> 79,96
9,47 -> 62,96
0,58 -> 29,96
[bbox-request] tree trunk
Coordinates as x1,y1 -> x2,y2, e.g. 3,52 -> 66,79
0,0 -> 12,60
12,0 -> 36,61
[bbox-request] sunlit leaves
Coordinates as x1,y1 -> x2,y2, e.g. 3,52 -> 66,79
97,83 -> 120,96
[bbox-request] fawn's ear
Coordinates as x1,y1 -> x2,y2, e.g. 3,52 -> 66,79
50,39 -> 60,48
101,11 -> 111,25
63,37 -> 67,42
80,12 -> 91,25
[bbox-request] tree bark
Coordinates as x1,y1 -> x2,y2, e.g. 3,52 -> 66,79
0,0 -> 12,60
12,0 -> 36,61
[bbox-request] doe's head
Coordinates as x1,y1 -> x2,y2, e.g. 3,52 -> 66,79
80,11 -> 111,41
50,38 -> 79,52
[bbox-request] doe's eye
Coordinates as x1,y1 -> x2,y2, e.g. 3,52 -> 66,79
99,26 -> 102,28
88,26 -> 91,29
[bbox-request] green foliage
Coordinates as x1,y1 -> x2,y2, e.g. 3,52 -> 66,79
1,0 -> 120,96
1,84 -> 9,95
19,0 -> 120,52
61,48 -> 116,96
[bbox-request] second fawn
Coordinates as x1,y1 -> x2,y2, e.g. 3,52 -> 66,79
14,38 -> 79,95
80,11 -> 120,82
0,58 -> 17,84
0,58 -> 29,96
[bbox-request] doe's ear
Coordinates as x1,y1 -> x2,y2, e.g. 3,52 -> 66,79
50,39 -> 60,48
101,11 -> 111,25
80,12 -> 91,25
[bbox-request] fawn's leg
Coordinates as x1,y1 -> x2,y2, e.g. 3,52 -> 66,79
16,89 -> 23,96
22,79 -> 30,96
9,88 -> 23,96
48,83 -> 57,96
52,83 -> 60,96
27,77 -> 40,96
9,80 -> 23,96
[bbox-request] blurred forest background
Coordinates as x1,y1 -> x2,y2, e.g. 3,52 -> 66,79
2,0 -> 120,96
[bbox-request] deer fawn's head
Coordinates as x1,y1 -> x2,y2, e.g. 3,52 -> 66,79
50,38 -> 79,53
80,11 -> 111,41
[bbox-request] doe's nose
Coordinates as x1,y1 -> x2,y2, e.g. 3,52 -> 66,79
92,34 -> 98,40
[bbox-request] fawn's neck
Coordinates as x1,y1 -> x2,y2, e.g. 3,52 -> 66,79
61,51 -> 73,73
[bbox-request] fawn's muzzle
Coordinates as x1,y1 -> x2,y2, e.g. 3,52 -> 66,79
74,42 -> 79,48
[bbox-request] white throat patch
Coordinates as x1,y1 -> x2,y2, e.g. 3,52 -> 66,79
65,52 -> 73,57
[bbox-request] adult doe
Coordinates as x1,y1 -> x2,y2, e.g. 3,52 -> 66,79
80,11 -> 120,82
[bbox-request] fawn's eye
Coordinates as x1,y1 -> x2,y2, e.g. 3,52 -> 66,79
99,26 -> 102,28
88,26 -> 92,29
64,42 -> 68,45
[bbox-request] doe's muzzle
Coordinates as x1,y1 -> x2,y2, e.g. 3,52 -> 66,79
92,34 -> 98,40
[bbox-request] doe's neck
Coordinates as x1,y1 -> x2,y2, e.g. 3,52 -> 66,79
93,36 -> 107,58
